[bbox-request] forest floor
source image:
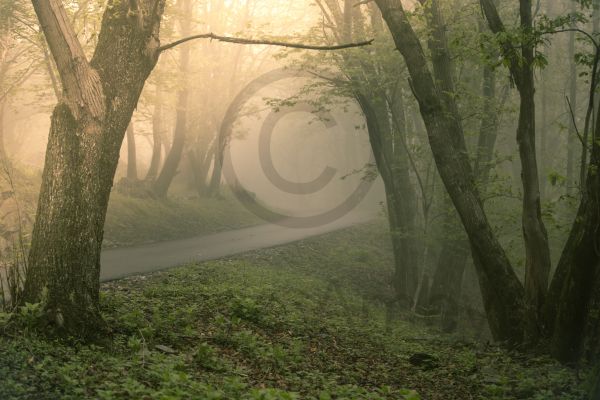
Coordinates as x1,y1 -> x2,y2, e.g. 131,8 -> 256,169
0,223 -> 596,399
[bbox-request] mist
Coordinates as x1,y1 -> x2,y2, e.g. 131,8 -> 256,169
0,0 -> 599,399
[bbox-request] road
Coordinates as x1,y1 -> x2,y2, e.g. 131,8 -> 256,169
100,211 -> 375,282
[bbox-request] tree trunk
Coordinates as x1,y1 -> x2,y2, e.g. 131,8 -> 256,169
478,0 -> 551,342
208,138 -> 224,195
429,230 -> 469,332
515,0 -> 551,340
153,0 -> 192,198
428,7 -> 502,333
189,140 -> 214,196
375,0 -> 526,343
145,92 -> 163,182
546,104 -> 600,362
566,3 -> 577,196
0,99 -> 8,165
23,0 -> 165,337
357,93 -> 419,305
540,0 -> 600,364
126,122 -> 138,181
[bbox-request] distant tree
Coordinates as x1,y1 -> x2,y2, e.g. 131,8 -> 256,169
153,0 -> 192,197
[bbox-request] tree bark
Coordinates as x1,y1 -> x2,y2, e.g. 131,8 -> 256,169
23,0 -> 165,337
546,99 -> 600,362
375,0 -> 526,343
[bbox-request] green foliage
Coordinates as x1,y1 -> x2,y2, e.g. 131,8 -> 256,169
17,301 -> 44,329
0,224 -> 589,399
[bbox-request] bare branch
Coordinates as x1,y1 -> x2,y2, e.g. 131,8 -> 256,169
158,32 -> 373,53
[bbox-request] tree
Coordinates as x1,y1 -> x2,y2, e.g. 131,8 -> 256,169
22,0 -> 169,336
22,0 -> 371,337
373,0 -> 600,362
308,0 -> 422,305
126,123 -> 138,181
152,0 -> 192,197
145,85 -> 164,182
374,0 -> 526,343
479,0 -> 551,342
427,3 -> 507,333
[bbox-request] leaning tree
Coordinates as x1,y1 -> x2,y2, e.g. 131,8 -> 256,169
374,0 -> 600,363
23,0 -> 371,337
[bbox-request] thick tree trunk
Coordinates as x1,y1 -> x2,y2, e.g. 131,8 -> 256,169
126,122 -> 138,181
375,0 -> 526,343
153,0 -> 192,198
23,0 -> 165,337
546,110 -> 600,362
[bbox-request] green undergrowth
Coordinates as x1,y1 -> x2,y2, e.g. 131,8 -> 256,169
0,166 -> 262,249
0,224 -> 592,399
103,190 -> 262,248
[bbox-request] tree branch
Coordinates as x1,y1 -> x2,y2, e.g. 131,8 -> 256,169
158,32 -> 373,53
566,96 -> 586,148
479,0 -> 522,88
32,0 -> 104,119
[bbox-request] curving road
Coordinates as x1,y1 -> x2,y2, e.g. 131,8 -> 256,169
100,211 -> 375,282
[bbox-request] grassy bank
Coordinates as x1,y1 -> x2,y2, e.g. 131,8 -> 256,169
103,191 -> 262,248
0,168 -> 263,250
0,224 -> 592,399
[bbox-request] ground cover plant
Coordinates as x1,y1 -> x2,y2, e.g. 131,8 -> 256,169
0,224 -> 592,399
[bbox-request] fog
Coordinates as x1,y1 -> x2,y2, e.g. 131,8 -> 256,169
1,0 -> 599,398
